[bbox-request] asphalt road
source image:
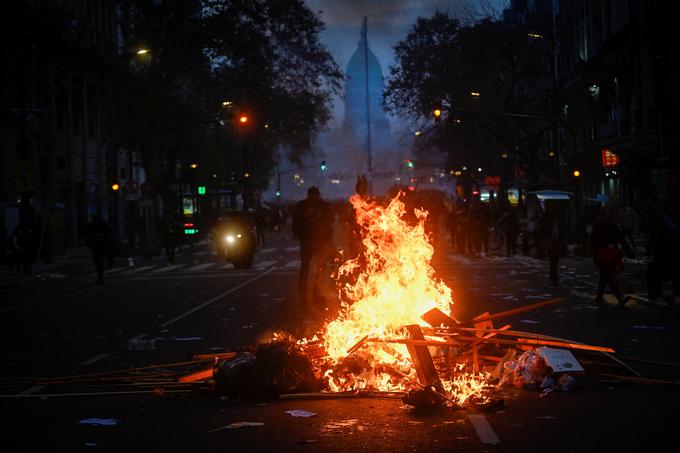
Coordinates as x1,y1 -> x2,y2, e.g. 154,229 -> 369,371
2,231 -> 680,452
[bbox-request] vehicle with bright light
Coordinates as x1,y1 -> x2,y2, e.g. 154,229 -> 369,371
211,213 -> 256,268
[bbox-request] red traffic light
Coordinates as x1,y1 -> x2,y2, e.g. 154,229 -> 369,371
239,115 -> 249,124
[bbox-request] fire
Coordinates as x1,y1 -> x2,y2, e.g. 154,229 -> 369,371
323,193 -> 454,360
289,192 -> 492,406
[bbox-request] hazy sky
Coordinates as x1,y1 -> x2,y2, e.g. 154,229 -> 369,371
304,0 -> 508,128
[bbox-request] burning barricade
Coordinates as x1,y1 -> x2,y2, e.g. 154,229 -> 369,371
198,193 -> 622,410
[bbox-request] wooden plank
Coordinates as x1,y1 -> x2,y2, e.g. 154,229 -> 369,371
378,336 -> 615,353
473,312 -> 494,337
421,308 -> 459,328
347,335 -> 369,355
404,325 -> 441,387
177,368 -> 213,383
191,352 -> 237,360
459,298 -> 563,326
472,345 -> 479,373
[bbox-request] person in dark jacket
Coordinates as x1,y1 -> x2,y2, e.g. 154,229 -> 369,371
160,216 -> 179,265
292,187 -> 334,309
538,201 -> 563,286
85,214 -> 112,284
590,206 -> 630,307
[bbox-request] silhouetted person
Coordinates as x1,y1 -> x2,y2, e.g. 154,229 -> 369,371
85,214 -> 112,284
617,205 -> 637,252
254,207 -> 267,247
498,204 -> 519,255
538,202 -> 562,286
15,223 -> 36,276
292,186 -> 334,311
160,217 -> 179,264
591,206 -> 630,307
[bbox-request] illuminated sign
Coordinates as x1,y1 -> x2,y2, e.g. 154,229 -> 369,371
601,148 -> 620,167
182,197 -> 195,215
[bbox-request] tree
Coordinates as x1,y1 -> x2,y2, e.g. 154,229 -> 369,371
384,12 -> 551,188
118,0 -> 342,201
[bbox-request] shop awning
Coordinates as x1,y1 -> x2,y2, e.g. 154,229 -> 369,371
528,190 -> 573,200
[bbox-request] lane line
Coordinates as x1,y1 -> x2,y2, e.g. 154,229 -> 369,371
18,385 -> 45,396
80,353 -> 110,366
469,414 -> 501,445
254,260 -> 276,269
283,260 -> 300,268
218,263 -> 234,270
285,246 -> 300,251
104,267 -> 127,274
185,263 -> 218,272
159,267 -> 276,328
258,248 -> 276,253
120,265 -> 156,274
151,264 -> 185,273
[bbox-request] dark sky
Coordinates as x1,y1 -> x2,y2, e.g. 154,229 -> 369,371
304,0 -> 508,128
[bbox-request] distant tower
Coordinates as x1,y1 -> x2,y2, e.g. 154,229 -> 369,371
343,17 -> 391,175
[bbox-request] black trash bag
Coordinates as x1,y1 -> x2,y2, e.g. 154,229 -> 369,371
214,341 -> 322,399
402,386 -> 448,410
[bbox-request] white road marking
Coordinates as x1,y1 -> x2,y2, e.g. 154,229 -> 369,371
151,264 -> 184,273
255,260 -> 276,269
185,262 -> 218,271
159,267 -> 276,328
283,260 -> 300,268
18,385 -> 45,396
285,246 -> 300,251
258,248 -> 276,254
193,251 -> 210,256
104,267 -> 126,274
80,353 -> 110,366
219,263 -> 235,270
469,414 -> 501,445
120,265 -> 156,274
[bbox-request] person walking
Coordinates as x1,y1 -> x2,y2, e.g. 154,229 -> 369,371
498,202 -> 520,255
617,205 -> 638,252
15,222 -> 37,276
292,186 -> 334,312
591,206 -> 630,307
538,201 -> 563,286
160,216 -> 179,265
85,214 -> 112,284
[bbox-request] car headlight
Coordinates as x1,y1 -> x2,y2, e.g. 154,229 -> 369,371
226,235 -> 235,243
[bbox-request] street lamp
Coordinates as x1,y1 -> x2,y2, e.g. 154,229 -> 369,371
190,162 -> 198,169
136,48 -> 150,56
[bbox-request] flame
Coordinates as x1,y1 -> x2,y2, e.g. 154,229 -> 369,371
288,192 -> 491,405
323,193 -> 454,360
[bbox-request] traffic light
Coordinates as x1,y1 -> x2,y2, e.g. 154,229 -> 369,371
276,189 -> 281,197
320,161 -> 328,172
572,169 -> 581,178
239,115 -> 249,125
111,183 -> 120,192
197,186 -> 206,195
404,160 -> 414,169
